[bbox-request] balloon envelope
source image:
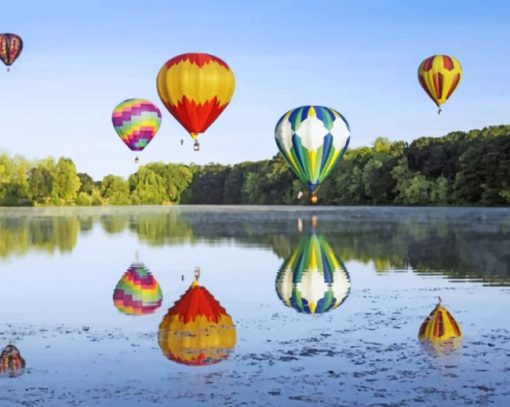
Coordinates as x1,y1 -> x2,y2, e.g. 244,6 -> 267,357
113,262 -> 163,315
276,231 -> 350,314
158,280 -> 236,366
156,53 -> 235,141
112,99 -> 162,152
0,33 -> 23,67
418,55 -> 462,109
275,105 -> 350,195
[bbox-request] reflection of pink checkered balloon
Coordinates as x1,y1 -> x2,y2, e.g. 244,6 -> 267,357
112,99 -> 162,152
113,262 -> 163,316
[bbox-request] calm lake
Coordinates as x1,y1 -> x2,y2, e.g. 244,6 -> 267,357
0,206 -> 509,406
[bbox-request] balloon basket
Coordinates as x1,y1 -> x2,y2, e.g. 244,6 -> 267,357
310,193 -> 318,205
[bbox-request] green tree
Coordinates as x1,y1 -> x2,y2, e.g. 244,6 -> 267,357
129,166 -> 167,204
100,174 -> 131,205
50,158 -> 81,205
28,166 -> 53,204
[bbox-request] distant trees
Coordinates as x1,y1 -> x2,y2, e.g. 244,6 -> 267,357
129,163 -> 192,205
0,125 -> 509,206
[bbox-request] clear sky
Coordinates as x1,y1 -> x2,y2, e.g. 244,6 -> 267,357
1,0 -> 510,180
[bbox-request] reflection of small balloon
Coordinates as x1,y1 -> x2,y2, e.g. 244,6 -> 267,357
113,262 -> 163,315
418,298 -> 463,342
0,344 -> 26,377
158,280 -> 236,366
276,231 -> 350,314
275,106 -> 350,203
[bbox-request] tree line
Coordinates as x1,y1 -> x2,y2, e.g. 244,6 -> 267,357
1,124 -> 509,206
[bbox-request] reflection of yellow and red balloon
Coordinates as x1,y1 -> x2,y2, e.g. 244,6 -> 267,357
156,53 -> 235,151
419,298 -> 463,342
418,55 -> 462,114
113,262 -> 163,315
0,344 -> 26,377
158,280 -> 236,366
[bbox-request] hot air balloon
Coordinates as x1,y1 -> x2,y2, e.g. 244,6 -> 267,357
111,98 -> 162,163
113,262 -> 163,315
276,229 -> 351,314
418,297 -> 463,342
418,55 -> 463,114
0,344 -> 25,377
158,270 -> 236,366
275,105 -> 350,204
156,53 -> 235,151
0,33 -> 23,71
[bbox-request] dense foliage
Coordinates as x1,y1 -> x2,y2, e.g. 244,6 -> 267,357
1,125 -> 509,206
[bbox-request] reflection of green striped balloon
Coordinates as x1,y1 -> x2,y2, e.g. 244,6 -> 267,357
276,232 -> 350,314
275,105 -> 350,194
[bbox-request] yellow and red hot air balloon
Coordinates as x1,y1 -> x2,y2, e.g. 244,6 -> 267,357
156,53 -> 235,151
0,344 -> 26,377
418,54 -> 463,114
418,297 -> 463,350
158,273 -> 236,366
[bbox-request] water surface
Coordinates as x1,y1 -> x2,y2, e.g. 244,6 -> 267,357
0,206 -> 509,406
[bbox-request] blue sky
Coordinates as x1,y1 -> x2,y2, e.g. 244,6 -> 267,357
1,0 -> 510,179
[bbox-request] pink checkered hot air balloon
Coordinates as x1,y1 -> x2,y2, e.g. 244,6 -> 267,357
111,99 -> 162,164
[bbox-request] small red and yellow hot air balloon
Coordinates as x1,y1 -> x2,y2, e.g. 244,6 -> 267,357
0,33 -> 23,71
158,270 -> 236,366
156,53 -> 235,151
0,344 -> 26,377
418,297 -> 463,343
418,54 -> 463,114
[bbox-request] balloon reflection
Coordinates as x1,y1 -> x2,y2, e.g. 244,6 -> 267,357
113,262 -> 163,316
276,223 -> 351,314
0,344 -> 25,377
158,269 -> 236,366
418,297 -> 463,353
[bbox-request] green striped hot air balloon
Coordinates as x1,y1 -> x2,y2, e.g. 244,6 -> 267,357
275,105 -> 350,204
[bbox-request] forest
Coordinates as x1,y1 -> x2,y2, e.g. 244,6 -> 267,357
1,125 -> 509,207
